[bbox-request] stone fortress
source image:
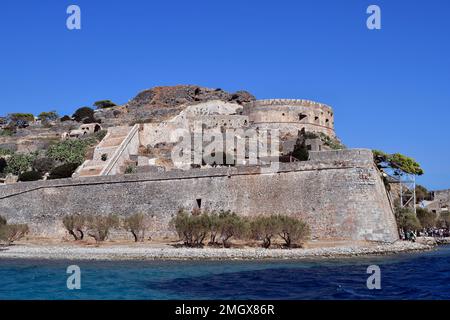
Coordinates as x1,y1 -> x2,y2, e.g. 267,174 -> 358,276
0,86 -> 400,243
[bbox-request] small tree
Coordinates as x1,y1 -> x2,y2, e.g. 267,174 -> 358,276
275,215 -> 310,248
373,150 -> 424,176
18,171 -> 43,182
438,212 -> 450,229
32,157 -> 56,175
395,208 -> 421,233
94,100 -> 117,109
170,209 -> 210,247
4,153 -> 36,175
48,163 -> 79,180
123,213 -> 149,242
86,214 -> 120,243
38,111 -> 59,122
73,107 -> 95,123
62,214 -> 86,241
0,224 -> 29,245
218,211 -> 248,248
250,215 -> 278,248
416,208 -> 436,229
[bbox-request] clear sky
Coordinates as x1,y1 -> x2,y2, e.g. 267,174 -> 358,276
0,0 -> 449,190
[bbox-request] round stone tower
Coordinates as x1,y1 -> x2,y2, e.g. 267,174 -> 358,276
244,99 -> 335,137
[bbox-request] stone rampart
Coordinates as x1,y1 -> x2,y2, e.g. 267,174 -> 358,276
0,149 -> 398,242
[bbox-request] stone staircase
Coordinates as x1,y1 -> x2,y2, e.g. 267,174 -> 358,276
74,125 -> 138,177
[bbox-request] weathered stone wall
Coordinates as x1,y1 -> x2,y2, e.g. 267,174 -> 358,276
0,149 -> 398,242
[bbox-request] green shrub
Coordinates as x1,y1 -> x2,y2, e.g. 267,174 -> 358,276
86,214 -> 120,243
123,213 -> 149,242
0,224 -> 29,245
0,215 -> 6,226
217,211 -> 248,247
18,171 -> 43,182
94,100 -> 117,109
46,139 -> 91,165
73,107 -> 95,123
0,148 -> 13,156
32,157 -> 56,174
38,111 -> 59,122
291,142 -> 309,161
125,165 -> 137,174
60,115 -> 72,122
395,208 -> 421,232
0,158 -> 6,173
94,130 -> 107,141
250,215 -> 279,248
48,163 -> 79,180
8,113 -> 34,122
4,153 -> 36,175
416,208 -> 437,229
275,214 -> 310,248
62,214 -> 86,241
170,209 -> 211,247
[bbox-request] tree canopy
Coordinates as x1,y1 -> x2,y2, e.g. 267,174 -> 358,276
93,100 -> 117,109
373,150 -> 424,176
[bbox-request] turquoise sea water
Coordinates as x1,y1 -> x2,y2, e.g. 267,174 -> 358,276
1,246 -> 450,300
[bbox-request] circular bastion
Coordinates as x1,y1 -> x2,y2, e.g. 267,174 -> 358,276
244,99 -> 335,137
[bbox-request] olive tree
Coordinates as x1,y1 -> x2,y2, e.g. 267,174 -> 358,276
62,214 -> 86,240
86,214 -> 120,243
123,213 -> 150,242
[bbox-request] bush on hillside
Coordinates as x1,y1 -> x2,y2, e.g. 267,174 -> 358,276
4,153 -> 36,175
48,163 -> 79,180
18,171 -> 43,182
73,107 -> 95,123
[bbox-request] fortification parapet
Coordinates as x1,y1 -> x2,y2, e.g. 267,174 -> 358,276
244,99 -> 335,137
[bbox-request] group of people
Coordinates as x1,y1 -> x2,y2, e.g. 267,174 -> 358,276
419,228 -> 450,238
400,228 -> 450,242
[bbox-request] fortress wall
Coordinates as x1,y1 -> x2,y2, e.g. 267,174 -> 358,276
0,149 -> 398,242
245,99 -> 335,137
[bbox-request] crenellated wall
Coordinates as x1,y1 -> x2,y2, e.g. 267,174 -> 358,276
0,149 -> 398,242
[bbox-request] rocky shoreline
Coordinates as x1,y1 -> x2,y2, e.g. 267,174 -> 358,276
0,241 -> 434,261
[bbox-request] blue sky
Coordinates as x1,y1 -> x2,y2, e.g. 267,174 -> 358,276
0,0 -> 449,190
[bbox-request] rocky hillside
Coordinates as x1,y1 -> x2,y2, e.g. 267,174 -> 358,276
0,85 -> 256,152
95,85 -> 255,127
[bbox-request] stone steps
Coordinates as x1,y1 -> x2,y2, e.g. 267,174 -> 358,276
75,126 -> 135,177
